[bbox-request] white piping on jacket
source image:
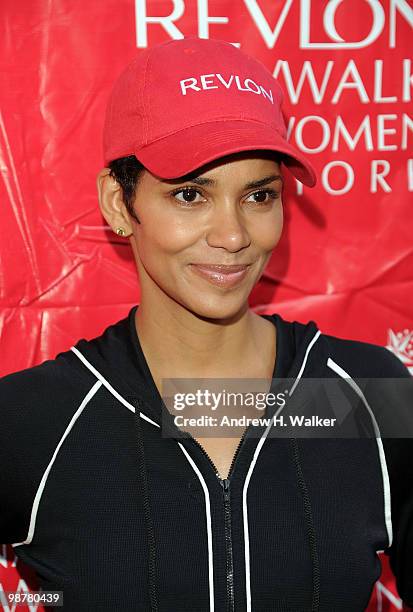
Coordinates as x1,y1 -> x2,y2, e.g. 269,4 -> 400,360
244,329 -> 322,611
70,346 -> 160,428
178,442 -> 215,612
12,380 -> 103,548
326,357 -> 393,548
69,346 -> 215,610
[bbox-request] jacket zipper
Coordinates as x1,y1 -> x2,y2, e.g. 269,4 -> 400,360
221,477 -> 234,612
189,426 -> 248,481
189,427 -> 249,612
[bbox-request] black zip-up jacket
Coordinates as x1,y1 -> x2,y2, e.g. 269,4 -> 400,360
1,304 -> 412,611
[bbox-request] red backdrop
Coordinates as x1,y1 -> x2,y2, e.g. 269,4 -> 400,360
1,1 -> 412,610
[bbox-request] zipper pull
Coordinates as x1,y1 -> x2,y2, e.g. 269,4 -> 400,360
221,478 -> 230,493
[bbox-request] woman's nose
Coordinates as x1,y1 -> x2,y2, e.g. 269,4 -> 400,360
205,202 -> 251,252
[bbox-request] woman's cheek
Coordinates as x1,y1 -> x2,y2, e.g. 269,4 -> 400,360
256,207 -> 283,252
147,217 -> 201,255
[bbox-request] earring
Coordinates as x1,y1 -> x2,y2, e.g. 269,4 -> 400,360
115,227 -> 126,236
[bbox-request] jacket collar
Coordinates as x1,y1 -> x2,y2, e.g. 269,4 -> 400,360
71,304 -> 328,425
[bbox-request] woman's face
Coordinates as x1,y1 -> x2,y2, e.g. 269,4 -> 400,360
129,151 -> 284,320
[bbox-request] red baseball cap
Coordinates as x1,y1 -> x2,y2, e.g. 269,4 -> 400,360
103,36 -> 316,187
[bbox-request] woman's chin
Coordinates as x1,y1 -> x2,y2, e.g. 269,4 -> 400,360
185,296 -> 250,322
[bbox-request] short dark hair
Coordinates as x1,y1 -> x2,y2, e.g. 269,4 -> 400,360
108,155 -> 145,224
108,151 -> 284,225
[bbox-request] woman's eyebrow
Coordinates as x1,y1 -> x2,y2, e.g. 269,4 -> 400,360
178,174 -> 283,188
244,174 -> 284,189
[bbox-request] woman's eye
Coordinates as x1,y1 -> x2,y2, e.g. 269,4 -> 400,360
172,187 -> 204,204
245,189 -> 279,204
170,187 -> 279,206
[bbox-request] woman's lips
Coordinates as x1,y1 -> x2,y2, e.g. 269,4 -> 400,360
189,263 -> 251,288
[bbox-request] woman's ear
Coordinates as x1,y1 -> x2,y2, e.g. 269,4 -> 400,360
96,168 -> 133,236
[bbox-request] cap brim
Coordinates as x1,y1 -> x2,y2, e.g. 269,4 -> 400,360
134,119 -> 317,187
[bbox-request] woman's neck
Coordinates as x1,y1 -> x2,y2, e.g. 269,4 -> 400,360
134,297 -> 276,382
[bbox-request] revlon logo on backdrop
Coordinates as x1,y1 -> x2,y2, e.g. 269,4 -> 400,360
135,0 -> 413,50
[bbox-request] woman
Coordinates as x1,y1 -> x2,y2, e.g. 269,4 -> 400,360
1,37 -> 412,612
